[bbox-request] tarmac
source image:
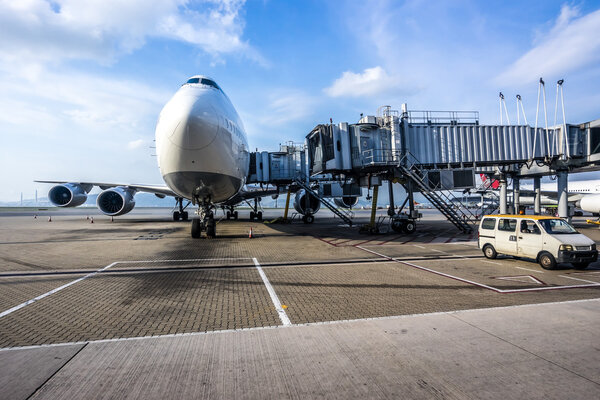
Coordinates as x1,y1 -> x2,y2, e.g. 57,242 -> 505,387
0,207 -> 599,398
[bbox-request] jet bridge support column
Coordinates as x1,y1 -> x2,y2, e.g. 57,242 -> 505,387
499,175 -> 508,214
557,170 -> 568,219
513,177 -> 520,214
387,180 -> 395,216
534,177 -> 541,215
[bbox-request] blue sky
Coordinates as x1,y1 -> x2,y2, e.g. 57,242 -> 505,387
1,0 -> 600,201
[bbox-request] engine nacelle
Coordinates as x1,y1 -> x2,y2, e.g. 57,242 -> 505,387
293,190 -> 321,215
333,196 -> 358,209
97,187 -> 136,216
579,194 -> 600,214
48,183 -> 89,207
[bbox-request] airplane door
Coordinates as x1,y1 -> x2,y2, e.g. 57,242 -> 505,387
496,218 -> 517,255
517,220 -> 543,259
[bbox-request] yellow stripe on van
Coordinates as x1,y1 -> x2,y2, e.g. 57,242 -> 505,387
482,214 -> 562,220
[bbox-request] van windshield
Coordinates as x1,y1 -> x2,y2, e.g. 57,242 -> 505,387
539,219 -> 578,234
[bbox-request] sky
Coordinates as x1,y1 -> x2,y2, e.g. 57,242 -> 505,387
1,0 -> 600,202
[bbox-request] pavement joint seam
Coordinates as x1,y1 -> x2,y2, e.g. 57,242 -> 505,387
1,298 -> 599,352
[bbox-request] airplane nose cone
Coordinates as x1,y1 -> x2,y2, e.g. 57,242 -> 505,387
167,98 -> 220,150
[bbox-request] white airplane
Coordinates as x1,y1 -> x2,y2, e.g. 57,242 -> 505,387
478,174 -> 600,213
37,75 -> 312,238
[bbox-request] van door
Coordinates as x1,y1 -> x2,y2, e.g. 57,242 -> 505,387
517,219 -> 543,259
496,218 -> 517,255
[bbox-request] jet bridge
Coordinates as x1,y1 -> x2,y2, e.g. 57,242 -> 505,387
304,105 -> 600,231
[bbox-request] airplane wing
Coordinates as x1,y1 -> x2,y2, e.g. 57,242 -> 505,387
34,180 -> 178,198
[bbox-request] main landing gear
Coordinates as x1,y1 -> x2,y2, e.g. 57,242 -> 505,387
224,206 -> 238,220
173,197 -> 189,221
249,197 -> 263,221
191,203 -> 216,239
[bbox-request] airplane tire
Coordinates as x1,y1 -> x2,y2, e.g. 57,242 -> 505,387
226,211 -> 231,220
181,212 -> 188,221
173,211 -> 180,221
191,219 -> 201,238
257,211 -> 263,221
206,219 -> 216,238
250,211 -> 255,221
233,211 -> 238,220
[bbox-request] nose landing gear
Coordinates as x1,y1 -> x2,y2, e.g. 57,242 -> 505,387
191,199 -> 216,238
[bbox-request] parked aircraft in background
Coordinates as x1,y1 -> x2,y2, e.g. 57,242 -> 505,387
478,174 -> 600,214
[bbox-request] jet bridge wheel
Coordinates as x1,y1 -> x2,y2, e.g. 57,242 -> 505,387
191,218 -> 202,238
391,218 -> 404,233
402,220 -> 416,234
302,214 -> 314,224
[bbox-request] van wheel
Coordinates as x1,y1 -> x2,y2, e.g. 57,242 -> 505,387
483,244 -> 497,259
538,252 -> 557,270
572,262 -> 589,270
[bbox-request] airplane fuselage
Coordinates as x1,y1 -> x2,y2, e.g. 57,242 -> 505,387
155,76 -> 249,204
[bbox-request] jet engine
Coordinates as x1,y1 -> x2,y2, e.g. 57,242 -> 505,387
97,187 -> 136,216
333,196 -> 359,209
293,189 -> 321,215
578,194 -> 600,214
48,183 -> 90,207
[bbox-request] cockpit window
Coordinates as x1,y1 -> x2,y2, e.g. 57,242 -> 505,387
184,77 -> 222,92
200,78 -> 221,91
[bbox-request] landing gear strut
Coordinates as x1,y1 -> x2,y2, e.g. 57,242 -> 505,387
191,201 -> 216,239
173,197 -> 189,221
249,197 -> 262,221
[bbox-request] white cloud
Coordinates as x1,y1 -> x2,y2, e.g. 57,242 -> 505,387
0,0 -> 261,64
496,6 -> 600,85
128,139 -> 145,149
323,66 -> 403,98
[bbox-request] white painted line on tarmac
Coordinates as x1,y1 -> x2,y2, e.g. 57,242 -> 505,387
558,274 -> 600,285
0,262 -> 118,319
356,246 -> 600,293
3,297 -> 599,352
516,266 -> 543,273
431,249 -> 446,253
413,245 -> 426,249
253,258 -> 291,326
482,260 -> 502,266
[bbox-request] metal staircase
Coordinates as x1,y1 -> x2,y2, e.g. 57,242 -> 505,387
398,153 -> 478,233
294,177 -> 354,226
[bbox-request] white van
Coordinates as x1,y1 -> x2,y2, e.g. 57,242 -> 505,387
478,215 -> 598,270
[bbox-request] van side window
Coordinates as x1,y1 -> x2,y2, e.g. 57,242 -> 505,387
481,218 -> 496,230
520,220 -> 541,234
498,218 -> 516,232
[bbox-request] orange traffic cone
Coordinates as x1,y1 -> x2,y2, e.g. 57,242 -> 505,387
90,217 -> 94,224
48,216 -> 52,222
248,227 -> 253,238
